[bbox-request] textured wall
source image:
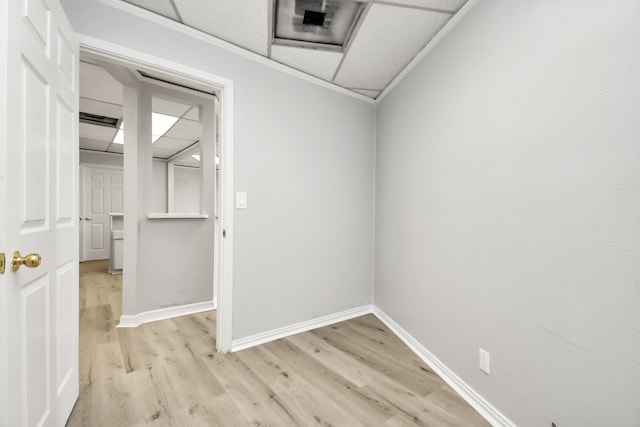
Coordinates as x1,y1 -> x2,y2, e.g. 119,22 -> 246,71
374,0 -> 640,425
63,0 -> 375,338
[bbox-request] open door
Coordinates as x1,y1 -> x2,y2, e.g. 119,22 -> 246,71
0,0 -> 79,425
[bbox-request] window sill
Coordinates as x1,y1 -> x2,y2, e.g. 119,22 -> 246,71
147,213 -> 209,219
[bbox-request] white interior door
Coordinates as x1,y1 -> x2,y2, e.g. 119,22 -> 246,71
0,0 -> 79,426
82,166 -> 123,261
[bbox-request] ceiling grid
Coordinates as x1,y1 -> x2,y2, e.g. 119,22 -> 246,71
120,0 -> 468,100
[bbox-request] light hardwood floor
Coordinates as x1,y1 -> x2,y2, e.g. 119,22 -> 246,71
68,261 -> 491,426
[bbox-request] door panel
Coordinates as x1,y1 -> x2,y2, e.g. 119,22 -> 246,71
90,223 -> 104,249
23,275 -> 51,427
1,1 -> 79,426
56,98 -> 75,223
22,58 -> 50,227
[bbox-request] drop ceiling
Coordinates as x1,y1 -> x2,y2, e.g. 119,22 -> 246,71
119,0 -> 469,99
79,58 -> 204,165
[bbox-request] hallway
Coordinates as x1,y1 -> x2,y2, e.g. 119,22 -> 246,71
68,262 -> 489,426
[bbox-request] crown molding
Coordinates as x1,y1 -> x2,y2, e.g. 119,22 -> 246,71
375,0 -> 481,104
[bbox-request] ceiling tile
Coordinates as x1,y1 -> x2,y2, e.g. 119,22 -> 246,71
173,0 -> 269,55
152,148 -> 179,159
108,144 -> 124,154
122,0 -> 180,20
153,97 -> 192,118
164,118 -> 201,141
79,122 -> 118,142
153,136 -> 196,152
80,97 -> 122,119
183,107 -> 199,121
80,61 -> 123,105
350,89 -> 382,99
334,4 -> 450,90
372,0 -> 467,12
175,158 -> 201,167
270,45 -> 343,81
79,138 -> 111,151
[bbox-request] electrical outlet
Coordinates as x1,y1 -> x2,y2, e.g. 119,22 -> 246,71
479,348 -> 490,375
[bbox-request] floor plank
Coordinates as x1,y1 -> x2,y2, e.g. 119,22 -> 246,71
68,262 -> 491,426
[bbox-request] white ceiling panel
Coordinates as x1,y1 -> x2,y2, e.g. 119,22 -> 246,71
153,148 -> 180,159
372,0 -> 467,12
153,97 -> 192,118
154,136 -> 196,152
271,45 -> 343,81
108,144 -> 124,154
164,119 -> 201,141
334,4 -> 450,90
80,62 -> 123,105
173,0 -> 269,55
183,107 -> 199,121
123,0 -> 179,20
79,123 -> 118,142
79,138 -> 111,151
351,89 -> 382,98
79,97 -> 122,119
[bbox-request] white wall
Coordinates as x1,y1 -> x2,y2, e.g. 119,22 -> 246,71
374,1 -> 640,425
172,165 -> 200,213
79,149 -> 122,167
63,0 -> 375,337
151,160 -> 167,213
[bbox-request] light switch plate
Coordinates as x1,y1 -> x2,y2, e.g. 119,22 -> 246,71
479,348 -> 490,375
236,192 -> 247,209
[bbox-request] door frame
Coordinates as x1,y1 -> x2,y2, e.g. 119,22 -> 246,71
79,38 -> 235,352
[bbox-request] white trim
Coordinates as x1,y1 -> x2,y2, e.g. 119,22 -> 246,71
79,148 -> 125,159
216,81 -> 234,353
230,305 -> 374,353
371,307 -> 516,427
117,301 -> 215,328
93,0 -> 374,105
78,36 -> 235,353
78,161 -> 123,170
375,0 -> 481,104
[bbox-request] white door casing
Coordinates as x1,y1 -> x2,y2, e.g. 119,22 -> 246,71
0,0 -> 79,426
80,37 -> 235,352
82,165 -> 123,261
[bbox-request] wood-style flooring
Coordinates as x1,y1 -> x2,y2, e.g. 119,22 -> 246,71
68,260 -> 490,426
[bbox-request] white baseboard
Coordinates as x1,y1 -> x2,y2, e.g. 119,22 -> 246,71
230,305 -> 374,352
371,307 -> 516,427
117,301 -> 215,328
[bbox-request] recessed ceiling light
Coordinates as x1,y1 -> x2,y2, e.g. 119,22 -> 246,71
152,113 -> 179,143
273,0 -> 365,51
191,154 -> 220,165
112,122 -> 124,144
111,113 -> 180,145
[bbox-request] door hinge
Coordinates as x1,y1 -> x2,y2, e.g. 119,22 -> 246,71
0,253 -> 5,274
222,229 -> 227,238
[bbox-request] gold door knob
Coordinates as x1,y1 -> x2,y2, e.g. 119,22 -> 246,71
84,217 -> 93,221
11,251 -> 42,272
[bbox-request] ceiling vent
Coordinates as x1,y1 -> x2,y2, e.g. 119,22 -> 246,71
273,0 -> 365,51
137,71 -> 217,97
79,112 -> 119,128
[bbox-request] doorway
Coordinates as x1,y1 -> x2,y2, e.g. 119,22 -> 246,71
78,43 -> 234,352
